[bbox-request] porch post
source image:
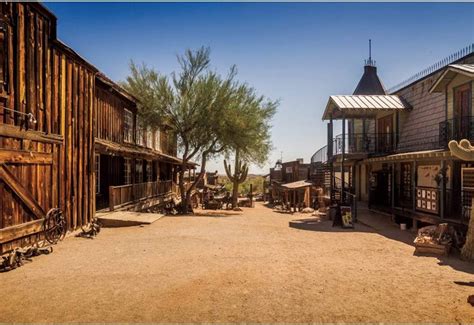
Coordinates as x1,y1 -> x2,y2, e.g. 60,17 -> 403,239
440,160 -> 446,219
341,116 -> 346,203
391,162 -> 395,212
412,160 -> 417,212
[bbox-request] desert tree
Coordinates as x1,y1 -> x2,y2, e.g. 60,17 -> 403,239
123,47 -> 277,213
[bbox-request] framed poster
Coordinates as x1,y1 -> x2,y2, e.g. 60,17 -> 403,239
416,187 -> 439,214
340,206 -> 354,228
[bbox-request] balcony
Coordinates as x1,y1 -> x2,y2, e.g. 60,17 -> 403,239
439,117 -> 474,147
333,133 -> 395,157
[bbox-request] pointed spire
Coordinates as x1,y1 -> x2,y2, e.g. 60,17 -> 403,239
365,39 -> 376,67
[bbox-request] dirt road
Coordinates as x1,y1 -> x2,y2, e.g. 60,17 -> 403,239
1,203 -> 473,322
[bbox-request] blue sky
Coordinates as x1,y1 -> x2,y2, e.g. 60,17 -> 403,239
45,2 -> 474,174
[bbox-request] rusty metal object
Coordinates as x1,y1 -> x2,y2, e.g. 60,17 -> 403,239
76,218 -> 101,239
43,208 -> 67,245
0,245 -> 53,272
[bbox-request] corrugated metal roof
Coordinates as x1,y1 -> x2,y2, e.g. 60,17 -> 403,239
430,64 -> 474,93
449,64 -> 474,74
322,95 -> 410,120
280,180 -> 314,190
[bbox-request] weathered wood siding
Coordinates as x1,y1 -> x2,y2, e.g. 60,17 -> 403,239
0,3 -> 95,253
395,55 -> 474,152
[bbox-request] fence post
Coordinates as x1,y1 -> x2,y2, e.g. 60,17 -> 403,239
109,186 -> 115,211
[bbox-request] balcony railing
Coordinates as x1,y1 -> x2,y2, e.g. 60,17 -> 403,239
333,133 -> 395,156
439,117 -> 474,147
109,180 -> 173,211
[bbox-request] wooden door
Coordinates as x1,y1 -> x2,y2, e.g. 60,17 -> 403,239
377,115 -> 393,152
454,84 -> 471,140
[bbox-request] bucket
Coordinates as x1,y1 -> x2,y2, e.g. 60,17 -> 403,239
400,223 -> 407,231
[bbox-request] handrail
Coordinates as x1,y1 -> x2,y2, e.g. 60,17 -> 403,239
109,180 -> 173,211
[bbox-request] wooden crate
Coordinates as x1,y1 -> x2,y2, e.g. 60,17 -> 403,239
415,242 -> 450,256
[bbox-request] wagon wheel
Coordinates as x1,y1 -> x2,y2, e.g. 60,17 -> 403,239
43,208 -> 67,245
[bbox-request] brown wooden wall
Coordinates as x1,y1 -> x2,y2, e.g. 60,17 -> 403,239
0,3 -> 95,253
95,82 -> 131,143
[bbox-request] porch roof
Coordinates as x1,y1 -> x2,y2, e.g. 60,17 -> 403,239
279,180 -> 314,190
322,95 -> 411,120
429,64 -> 474,93
95,138 -> 197,167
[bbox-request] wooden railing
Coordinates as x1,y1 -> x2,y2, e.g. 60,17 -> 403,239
172,181 -> 193,197
109,180 -> 172,211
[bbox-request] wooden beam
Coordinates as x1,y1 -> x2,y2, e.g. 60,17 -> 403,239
0,123 -> 63,144
0,149 -> 53,164
0,218 -> 44,243
0,164 -> 45,220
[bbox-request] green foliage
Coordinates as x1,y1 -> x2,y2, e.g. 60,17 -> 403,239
223,175 -> 264,195
122,47 -> 277,212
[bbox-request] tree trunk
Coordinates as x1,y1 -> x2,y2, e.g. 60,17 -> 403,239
461,199 -> 474,260
178,163 -> 188,214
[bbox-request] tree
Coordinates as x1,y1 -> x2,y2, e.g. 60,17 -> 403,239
448,139 -> 474,261
224,149 -> 249,209
123,47 -> 277,213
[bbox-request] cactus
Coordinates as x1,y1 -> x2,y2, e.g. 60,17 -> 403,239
448,139 -> 474,261
224,149 -> 249,209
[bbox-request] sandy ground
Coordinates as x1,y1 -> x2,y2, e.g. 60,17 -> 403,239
1,202 -> 474,323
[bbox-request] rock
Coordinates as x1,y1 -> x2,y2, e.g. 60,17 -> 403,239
468,295 -> 474,306
301,207 -> 314,214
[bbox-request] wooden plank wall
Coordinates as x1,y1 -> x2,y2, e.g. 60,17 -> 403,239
0,3 -> 95,253
95,83 -> 127,143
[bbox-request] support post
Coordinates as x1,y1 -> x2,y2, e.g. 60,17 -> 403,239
109,186 -> 114,211
440,160 -> 446,219
341,116 -> 346,203
391,163 -> 395,208
412,161 -> 417,212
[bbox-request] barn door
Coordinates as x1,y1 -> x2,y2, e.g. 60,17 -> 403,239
0,142 -> 59,253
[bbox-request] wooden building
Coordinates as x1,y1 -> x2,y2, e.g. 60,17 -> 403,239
311,43 -> 474,229
268,159 -> 315,210
0,3 -> 187,254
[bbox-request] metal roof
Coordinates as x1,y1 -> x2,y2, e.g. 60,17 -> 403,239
429,64 -> 474,93
322,95 -> 410,120
280,180 -> 314,190
353,65 -> 386,95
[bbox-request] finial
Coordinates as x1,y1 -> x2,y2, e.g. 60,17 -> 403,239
365,39 -> 375,67
369,39 -> 372,61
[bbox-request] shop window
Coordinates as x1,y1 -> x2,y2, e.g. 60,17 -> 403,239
146,161 -> 153,182
135,159 -> 143,183
124,158 -> 132,185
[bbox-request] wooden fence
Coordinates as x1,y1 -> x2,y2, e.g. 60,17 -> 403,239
108,180 -> 172,211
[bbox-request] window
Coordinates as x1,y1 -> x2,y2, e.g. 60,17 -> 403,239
154,128 -> 161,151
146,127 -> 153,148
124,158 -> 132,185
124,109 -> 133,143
136,126 -> 145,146
95,155 -> 100,194
146,161 -> 153,182
135,159 -> 144,183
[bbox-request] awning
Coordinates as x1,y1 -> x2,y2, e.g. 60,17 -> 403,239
429,64 -> 474,93
279,180 -> 314,190
322,95 -> 411,120
95,137 -> 197,167
364,149 -> 452,163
